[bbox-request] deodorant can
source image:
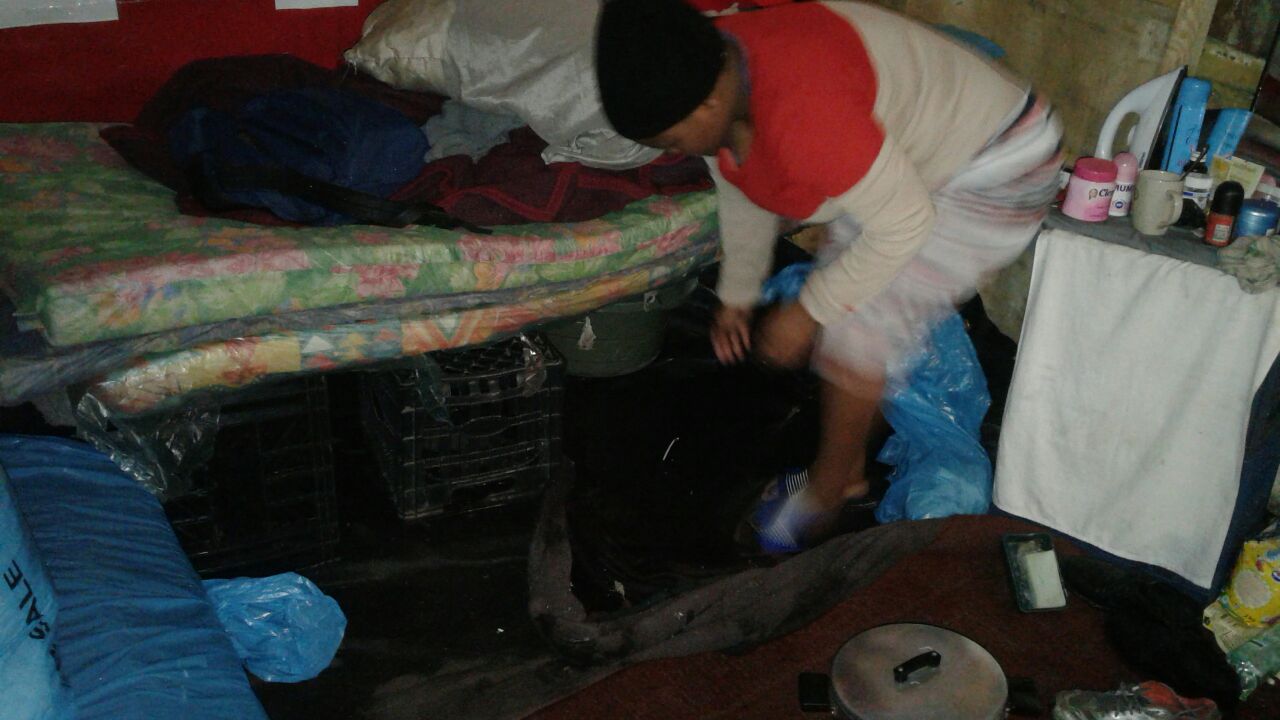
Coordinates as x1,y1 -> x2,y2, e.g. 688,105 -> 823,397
1109,152 -> 1138,218
1206,181 -> 1244,247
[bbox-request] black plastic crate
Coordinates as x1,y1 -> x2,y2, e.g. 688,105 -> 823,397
360,334 -> 564,520
163,377 -> 339,576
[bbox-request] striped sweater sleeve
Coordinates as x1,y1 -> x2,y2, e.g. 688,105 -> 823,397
707,159 -> 781,308
797,133 -> 936,325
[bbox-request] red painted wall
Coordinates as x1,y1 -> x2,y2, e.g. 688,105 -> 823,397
1,0 -> 798,123
1,0 -> 382,122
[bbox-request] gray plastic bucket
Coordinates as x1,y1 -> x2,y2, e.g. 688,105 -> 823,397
544,278 -> 697,377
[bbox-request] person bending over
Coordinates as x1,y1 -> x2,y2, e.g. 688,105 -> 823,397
595,0 -> 1063,553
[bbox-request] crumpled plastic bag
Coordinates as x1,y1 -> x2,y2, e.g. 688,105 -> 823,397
759,261 -> 814,305
759,262 -> 993,523
875,312 -> 992,522
1228,620 -> 1280,700
203,572 -> 346,683
1219,234 -> 1280,294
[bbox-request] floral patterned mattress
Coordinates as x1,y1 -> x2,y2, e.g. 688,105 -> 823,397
0,123 -> 719,415
0,123 -> 717,348
82,246 -> 712,416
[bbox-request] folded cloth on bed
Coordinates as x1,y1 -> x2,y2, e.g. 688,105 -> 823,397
1220,234 -> 1280,294
0,119 -> 714,347
403,126 -> 711,225
423,100 -> 525,162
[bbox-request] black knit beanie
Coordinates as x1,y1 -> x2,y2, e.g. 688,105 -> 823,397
596,0 -> 727,140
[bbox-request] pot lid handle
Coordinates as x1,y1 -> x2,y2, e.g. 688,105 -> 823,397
894,650 -> 942,684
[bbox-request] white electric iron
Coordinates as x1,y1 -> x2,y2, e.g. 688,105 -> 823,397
1095,66 -> 1186,168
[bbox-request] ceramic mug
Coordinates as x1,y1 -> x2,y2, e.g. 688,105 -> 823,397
1132,170 -> 1184,236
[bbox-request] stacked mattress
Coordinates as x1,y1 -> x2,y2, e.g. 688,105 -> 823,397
0,122 -> 718,415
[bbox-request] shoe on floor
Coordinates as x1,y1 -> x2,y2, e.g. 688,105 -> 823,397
736,468 -> 883,555
1052,681 -> 1221,720
746,469 -> 824,554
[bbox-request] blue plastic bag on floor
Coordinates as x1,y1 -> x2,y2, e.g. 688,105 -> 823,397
204,572 -> 346,683
875,313 -> 992,522
760,263 -> 993,522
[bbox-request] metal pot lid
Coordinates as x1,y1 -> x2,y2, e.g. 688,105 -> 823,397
830,623 -> 1008,720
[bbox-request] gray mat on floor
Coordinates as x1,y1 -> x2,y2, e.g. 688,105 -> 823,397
365,472 -> 942,720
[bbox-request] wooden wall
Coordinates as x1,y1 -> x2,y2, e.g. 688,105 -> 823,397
873,0 -> 1218,159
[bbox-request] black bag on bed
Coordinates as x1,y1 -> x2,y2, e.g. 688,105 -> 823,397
168,86 -> 488,233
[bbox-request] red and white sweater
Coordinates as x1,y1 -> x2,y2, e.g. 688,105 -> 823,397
709,1 -> 1028,323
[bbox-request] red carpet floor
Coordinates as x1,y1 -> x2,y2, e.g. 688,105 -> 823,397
532,515 -> 1280,719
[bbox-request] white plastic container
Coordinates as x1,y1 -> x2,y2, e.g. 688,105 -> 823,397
1184,170 -> 1214,211
1062,158 -> 1117,222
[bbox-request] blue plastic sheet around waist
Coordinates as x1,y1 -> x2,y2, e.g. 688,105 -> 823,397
0,434 -> 268,720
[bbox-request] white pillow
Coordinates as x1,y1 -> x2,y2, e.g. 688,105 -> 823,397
344,0 -> 461,97
346,0 -> 661,170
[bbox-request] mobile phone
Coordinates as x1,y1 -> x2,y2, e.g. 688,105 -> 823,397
1003,533 -> 1068,612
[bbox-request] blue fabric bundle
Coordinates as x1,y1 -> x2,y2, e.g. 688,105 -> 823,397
0,435 -> 268,720
0,461 -> 71,720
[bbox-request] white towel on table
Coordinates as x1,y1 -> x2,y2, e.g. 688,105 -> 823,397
993,229 -> 1280,589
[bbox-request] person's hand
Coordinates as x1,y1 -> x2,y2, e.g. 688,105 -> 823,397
711,304 -> 753,364
754,302 -> 818,369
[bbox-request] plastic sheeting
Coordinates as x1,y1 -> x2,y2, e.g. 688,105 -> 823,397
72,390 -> 223,498
0,435 -> 269,720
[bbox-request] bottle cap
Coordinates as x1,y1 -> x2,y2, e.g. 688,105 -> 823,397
1072,158 -> 1118,183
1211,181 -> 1245,215
1113,152 -> 1139,181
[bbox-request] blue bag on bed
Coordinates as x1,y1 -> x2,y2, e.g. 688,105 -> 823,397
169,86 -> 483,232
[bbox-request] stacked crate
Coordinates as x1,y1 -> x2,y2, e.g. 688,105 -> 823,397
359,334 -> 564,520
162,377 -> 339,576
